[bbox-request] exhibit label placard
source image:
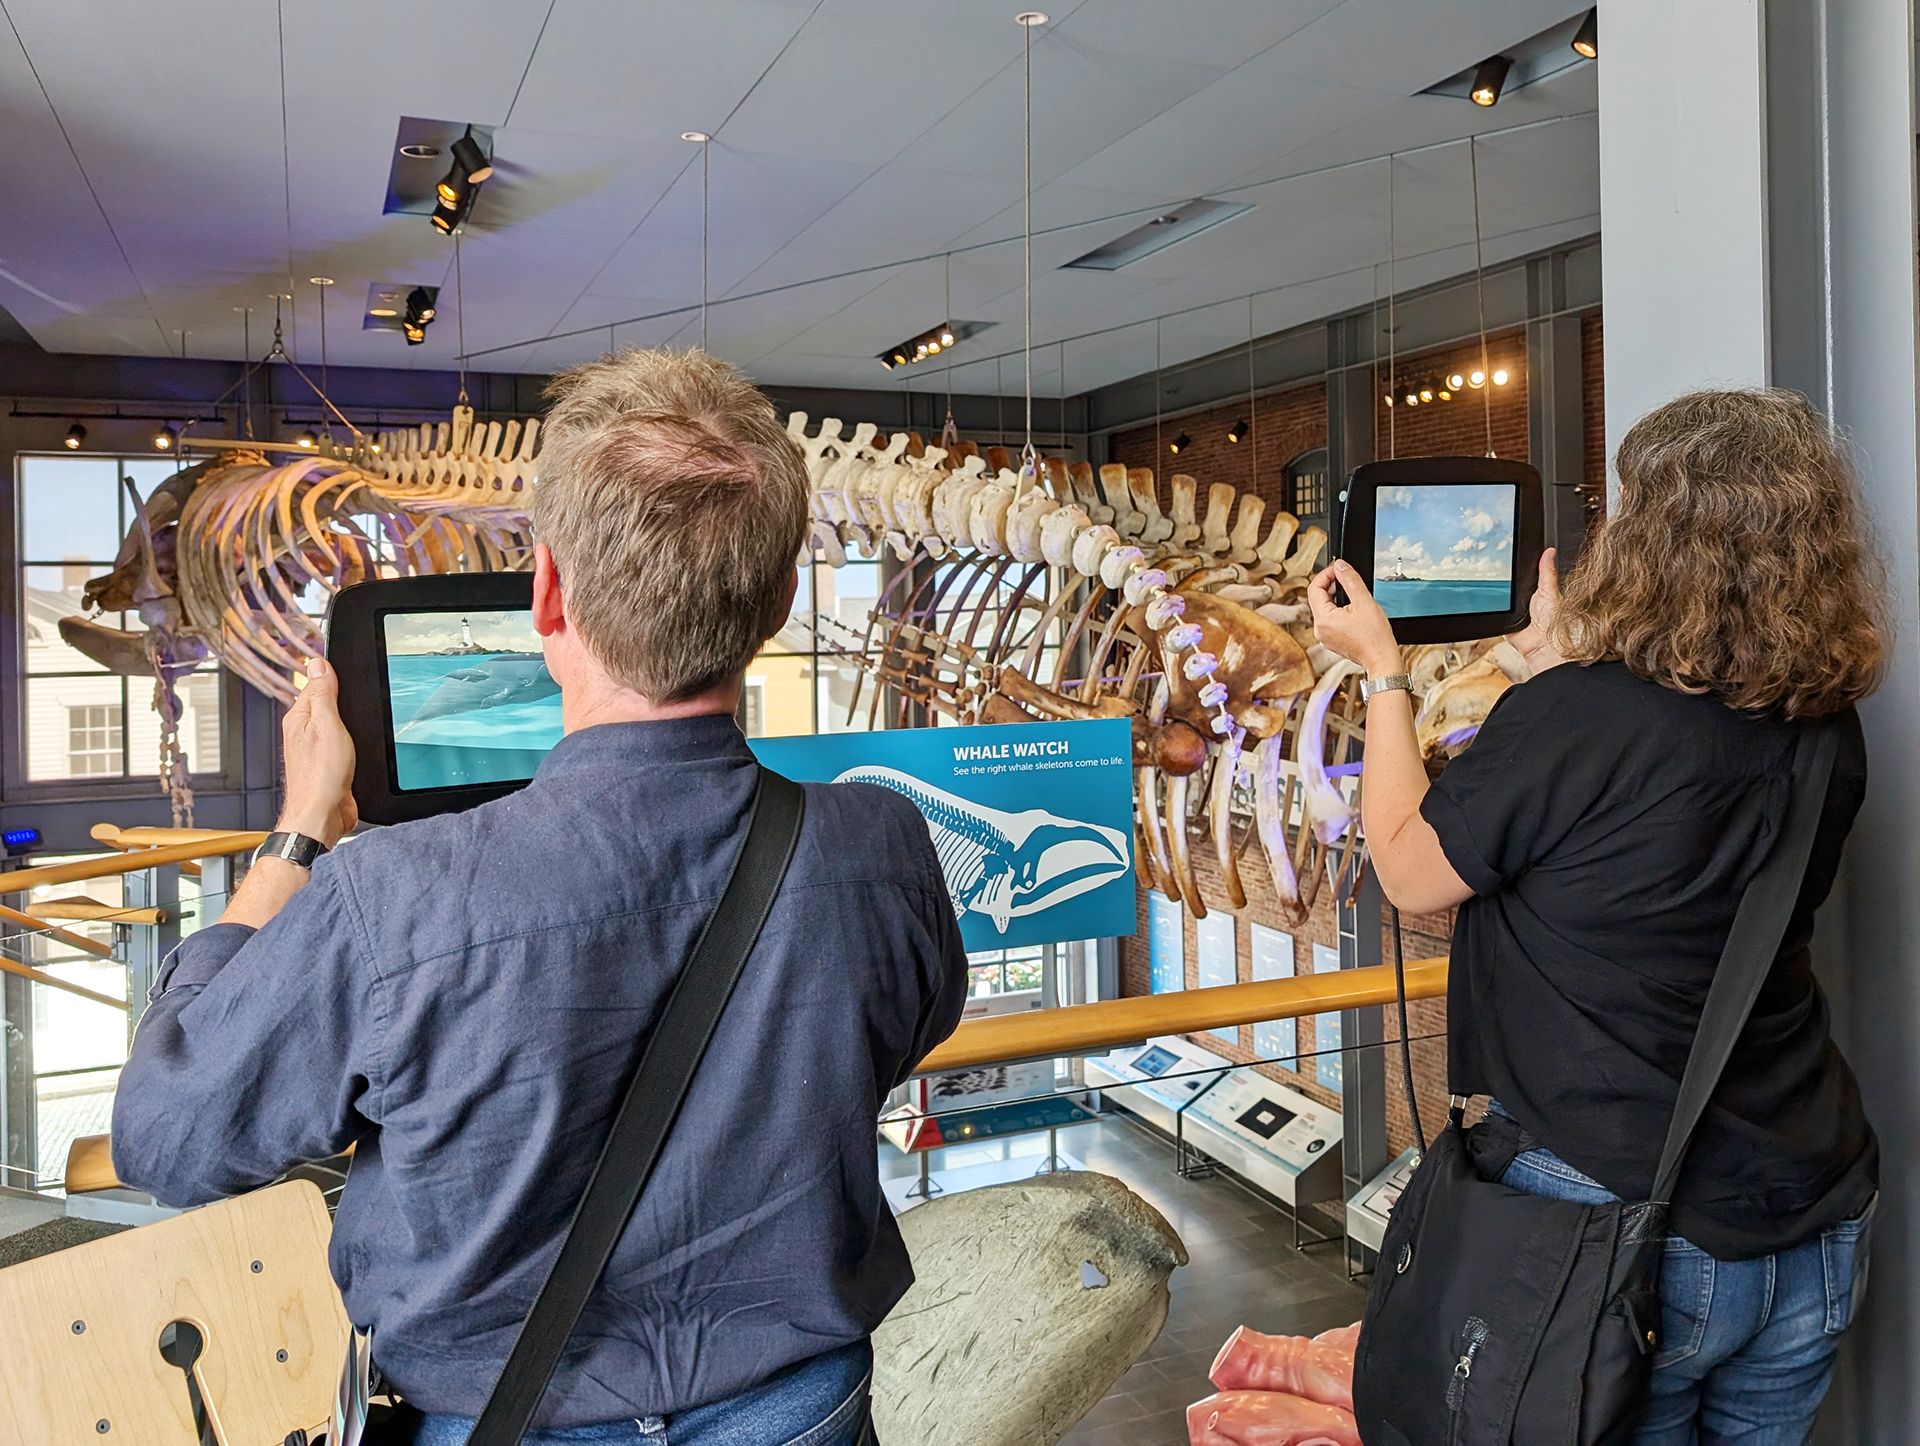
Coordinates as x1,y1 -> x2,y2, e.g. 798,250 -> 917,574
1311,942 -> 1344,1093
1196,911 -> 1239,1045
1250,924 -> 1296,1064
1148,890 -> 1184,994
751,718 -> 1135,952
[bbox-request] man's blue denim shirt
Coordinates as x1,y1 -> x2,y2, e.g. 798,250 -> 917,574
112,715 -> 969,1428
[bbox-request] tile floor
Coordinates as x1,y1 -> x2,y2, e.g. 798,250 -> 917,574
879,1108 -> 1368,1445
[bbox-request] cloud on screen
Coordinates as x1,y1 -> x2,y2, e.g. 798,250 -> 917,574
1374,484 -> 1516,580
384,609 -> 542,655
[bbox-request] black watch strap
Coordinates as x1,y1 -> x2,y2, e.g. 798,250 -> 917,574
254,831 -> 329,869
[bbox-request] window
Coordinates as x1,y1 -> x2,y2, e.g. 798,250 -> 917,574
17,454 -> 224,782
967,944 -> 1046,997
1285,448 -> 1330,526
66,704 -> 124,776
742,678 -> 766,736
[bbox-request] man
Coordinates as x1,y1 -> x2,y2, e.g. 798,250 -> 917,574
113,350 -> 971,1445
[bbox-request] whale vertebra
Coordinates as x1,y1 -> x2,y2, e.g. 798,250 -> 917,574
832,766 -> 1131,932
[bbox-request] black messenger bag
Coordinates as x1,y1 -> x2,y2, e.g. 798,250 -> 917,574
1352,724 -> 1838,1445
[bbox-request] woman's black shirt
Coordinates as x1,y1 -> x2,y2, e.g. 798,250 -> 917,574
1421,661 -> 1876,1259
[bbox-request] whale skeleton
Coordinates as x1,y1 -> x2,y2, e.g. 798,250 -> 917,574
70,402 -> 1520,907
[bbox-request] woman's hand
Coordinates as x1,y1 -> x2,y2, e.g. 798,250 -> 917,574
1508,548 -> 1566,674
1308,560 -> 1402,676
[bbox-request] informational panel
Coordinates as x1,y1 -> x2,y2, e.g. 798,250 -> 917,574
1196,911 -> 1239,1045
753,718 -> 1135,952
1311,942 -> 1344,1093
1249,924 -> 1297,1064
1347,1145 -> 1423,1254
1184,1070 -> 1345,1207
1148,890 -> 1185,994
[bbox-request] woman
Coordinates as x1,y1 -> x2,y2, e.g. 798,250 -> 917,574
1309,388 -> 1886,1444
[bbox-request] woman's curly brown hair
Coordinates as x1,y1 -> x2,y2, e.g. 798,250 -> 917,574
1552,388 -> 1888,719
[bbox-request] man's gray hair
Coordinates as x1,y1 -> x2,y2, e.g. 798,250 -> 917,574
532,349 -> 809,701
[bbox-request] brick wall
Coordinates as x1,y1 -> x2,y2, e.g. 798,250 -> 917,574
1580,310 -> 1608,519
1375,327 -> 1529,463
1106,381 -> 1328,518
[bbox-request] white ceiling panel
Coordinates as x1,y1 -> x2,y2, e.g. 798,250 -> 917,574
0,0 -> 1602,393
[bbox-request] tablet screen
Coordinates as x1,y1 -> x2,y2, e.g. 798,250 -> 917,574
382,608 -> 562,792
1372,482 -> 1518,620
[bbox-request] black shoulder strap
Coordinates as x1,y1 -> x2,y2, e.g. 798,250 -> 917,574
1650,724 -> 1840,1205
466,767 -> 806,1445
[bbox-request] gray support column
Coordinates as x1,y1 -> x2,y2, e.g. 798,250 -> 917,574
1782,2 -> 1919,1436
1603,1 -> 1920,1432
123,865 -> 181,1031
1526,303 -> 1591,567
1338,870 -> 1387,1213
1325,357 -> 1378,558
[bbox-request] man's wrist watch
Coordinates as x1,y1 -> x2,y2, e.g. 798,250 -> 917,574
1359,671 -> 1413,703
254,831 -> 330,870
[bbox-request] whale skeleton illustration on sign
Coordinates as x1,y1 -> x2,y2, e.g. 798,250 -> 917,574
834,766 -> 1132,934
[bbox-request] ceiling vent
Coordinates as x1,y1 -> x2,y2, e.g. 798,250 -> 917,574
1061,199 -> 1254,271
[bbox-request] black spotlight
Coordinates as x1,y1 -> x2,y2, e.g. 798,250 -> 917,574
451,129 -> 494,186
153,423 -> 176,451
1470,55 -> 1511,107
64,422 -> 86,449
406,286 -> 437,324
1169,432 -> 1191,455
436,167 -> 467,208
1572,8 -> 1598,59
296,429 -> 318,450
1226,418 -> 1249,444
403,321 -> 427,346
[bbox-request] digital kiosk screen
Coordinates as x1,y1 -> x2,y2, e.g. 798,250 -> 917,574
381,608 -> 561,793
1371,482 -> 1518,621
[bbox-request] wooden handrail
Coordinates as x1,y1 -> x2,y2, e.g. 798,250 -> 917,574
0,901 -> 115,959
0,833 -> 266,897
0,955 -> 129,1011
90,824 -> 266,850
915,957 -> 1448,1073
64,957 -> 1448,1195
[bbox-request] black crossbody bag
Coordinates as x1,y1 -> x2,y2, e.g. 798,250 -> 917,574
337,768 -> 807,1446
1352,724 -> 1838,1446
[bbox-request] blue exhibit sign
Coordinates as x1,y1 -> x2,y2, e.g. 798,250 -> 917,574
750,718 -> 1136,953
1249,923 -> 1296,1064
1311,942 -> 1345,1093
1147,890 -> 1185,994
1196,911 -> 1239,1045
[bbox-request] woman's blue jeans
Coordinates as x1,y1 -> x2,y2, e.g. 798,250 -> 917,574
404,1338 -> 874,1446
1499,1142 -> 1874,1445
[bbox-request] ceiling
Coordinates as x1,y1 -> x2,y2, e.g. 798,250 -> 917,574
0,0 -> 1600,396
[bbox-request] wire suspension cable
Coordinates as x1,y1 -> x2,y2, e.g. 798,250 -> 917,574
942,252 -> 957,446
1154,317 -> 1163,464
316,286 -> 331,441
1386,153 -> 1397,461
455,232 -> 470,406
1018,13 -> 1037,484
241,308 -> 254,439
700,137 -> 710,352
1247,295 -> 1257,493
1469,134 -> 1493,457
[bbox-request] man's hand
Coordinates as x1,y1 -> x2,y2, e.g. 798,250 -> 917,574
1308,560 -> 1403,677
278,657 -> 358,848
1508,548 -> 1566,674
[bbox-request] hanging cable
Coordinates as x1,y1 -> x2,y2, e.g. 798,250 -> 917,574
1247,295 -> 1257,495
1016,12 -> 1042,487
941,252 -> 958,448
241,307 -> 254,439
1469,134 -> 1494,457
1386,154 -> 1397,461
1154,317 -> 1163,464
700,136 -> 710,352
316,283 -> 332,442
455,231 -> 470,406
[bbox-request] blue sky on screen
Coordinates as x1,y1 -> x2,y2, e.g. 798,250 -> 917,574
1374,484 -> 1515,581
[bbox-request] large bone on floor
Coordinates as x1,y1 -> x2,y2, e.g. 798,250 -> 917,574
872,1172 -> 1187,1446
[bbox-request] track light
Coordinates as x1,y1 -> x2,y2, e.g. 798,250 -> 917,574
153,423 -> 176,451
925,338 -> 941,355
64,422 -> 86,449
1404,390 -> 1418,407
451,130 -> 493,185
1468,369 -> 1487,389
1169,432 -> 1190,455
939,327 -> 956,347
1227,418 -> 1249,443
436,169 -> 466,208
296,430 -> 317,449
891,349 -> 908,367
407,286 -> 436,323
1438,389 -> 1452,401
1492,367 -> 1510,386
403,322 -> 427,346
1447,372 -> 1465,390
431,202 -> 460,234
1470,55 -> 1511,107
878,322 -> 967,369
1383,394 -> 1395,408
1572,9 -> 1598,59
1419,386 -> 1434,403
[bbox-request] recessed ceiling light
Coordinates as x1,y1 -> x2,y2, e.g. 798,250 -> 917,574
368,307 -> 400,318
308,276 -> 334,286
681,130 -> 710,143
1016,12 -> 1049,26
399,143 -> 440,159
